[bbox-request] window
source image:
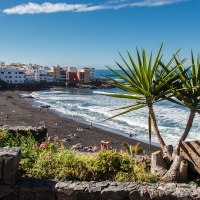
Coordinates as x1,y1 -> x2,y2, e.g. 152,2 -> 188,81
5,76 -> 7,78
15,80 -> 17,82
15,76 -> 17,78
19,76 -> 21,78
1,72 -> 4,74
8,72 -> 11,74
19,72 -> 23,74
9,76 -> 12,78
15,72 -> 17,74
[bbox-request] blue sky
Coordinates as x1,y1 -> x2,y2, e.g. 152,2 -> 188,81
0,0 -> 199,69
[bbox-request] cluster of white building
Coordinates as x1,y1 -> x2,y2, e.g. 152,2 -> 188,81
0,61 -> 96,84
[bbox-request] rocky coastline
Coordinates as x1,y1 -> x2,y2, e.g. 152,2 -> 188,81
0,79 -> 115,91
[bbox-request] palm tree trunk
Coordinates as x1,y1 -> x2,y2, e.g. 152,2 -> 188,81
173,110 -> 196,155
148,104 -> 165,150
148,112 -> 152,151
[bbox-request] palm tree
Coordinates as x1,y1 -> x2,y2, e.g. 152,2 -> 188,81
102,44 -> 186,153
144,51 -> 200,182
162,51 -> 200,155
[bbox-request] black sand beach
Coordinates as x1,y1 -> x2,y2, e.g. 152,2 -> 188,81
0,90 -> 160,154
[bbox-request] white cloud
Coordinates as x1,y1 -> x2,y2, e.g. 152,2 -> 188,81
130,0 -> 186,7
3,2 -> 87,14
3,0 -> 188,14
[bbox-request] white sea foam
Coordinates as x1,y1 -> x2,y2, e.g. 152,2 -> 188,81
93,91 -> 111,94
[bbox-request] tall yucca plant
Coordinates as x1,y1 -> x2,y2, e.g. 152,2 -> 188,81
102,44 -> 186,151
164,51 -> 200,155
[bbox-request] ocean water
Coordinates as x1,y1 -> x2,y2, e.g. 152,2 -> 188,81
29,69 -> 200,146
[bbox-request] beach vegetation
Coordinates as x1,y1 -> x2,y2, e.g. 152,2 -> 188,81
102,44 -> 200,182
0,130 -> 157,183
188,180 -> 200,186
122,142 -> 143,156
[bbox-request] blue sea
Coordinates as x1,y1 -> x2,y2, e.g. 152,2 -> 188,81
29,69 -> 200,146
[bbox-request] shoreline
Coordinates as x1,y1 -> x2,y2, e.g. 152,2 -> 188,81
28,88 -> 160,147
0,90 -> 160,155
30,98 -> 160,148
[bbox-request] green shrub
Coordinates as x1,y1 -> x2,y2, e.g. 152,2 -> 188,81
0,130 -> 15,147
122,142 -> 143,156
188,180 -> 200,186
0,131 -> 158,182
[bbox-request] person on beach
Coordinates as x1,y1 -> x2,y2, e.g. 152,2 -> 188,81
77,127 -> 83,132
90,122 -> 92,129
68,134 -> 77,139
92,146 -> 98,152
100,140 -> 109,150
44,122 -> 48,128
61,138 -> 71,142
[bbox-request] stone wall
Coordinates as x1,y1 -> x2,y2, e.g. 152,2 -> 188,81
1,144 -> 200,199
1,178 -> 200,200
1,147 -> 200,200
0,125 -> 47,142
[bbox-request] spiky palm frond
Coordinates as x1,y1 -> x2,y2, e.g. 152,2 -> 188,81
101,44 -> 186,150
162,51 -> 200,112
160,51 -> 200,154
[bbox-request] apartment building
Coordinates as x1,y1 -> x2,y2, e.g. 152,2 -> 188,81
25,70 -> 35,83
83,68 -> 95,81
52,65 -> 60,81
77,68 -> 90,83
67,67 -> 77,83
0,61 -> 5,67
35,68 -> 47,82
46,74 -> 54,82
62,67 -> 68,81
0,65 -> 26,84
60,68 -> 66,82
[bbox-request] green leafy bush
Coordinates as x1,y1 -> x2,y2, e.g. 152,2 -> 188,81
122,142 -> 143,156
0,130 -> 157,182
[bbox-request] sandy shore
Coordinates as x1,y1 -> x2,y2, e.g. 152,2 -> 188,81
0,90 -> 160,155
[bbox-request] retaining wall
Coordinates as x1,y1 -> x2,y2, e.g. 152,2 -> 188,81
1,179 -> 200,200
0,146 -> 200,199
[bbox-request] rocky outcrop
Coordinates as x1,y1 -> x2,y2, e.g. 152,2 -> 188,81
0,125 -> 47,142
66,79 -> 116,89
75,83 -> 114,89
0,82 -> 66,91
